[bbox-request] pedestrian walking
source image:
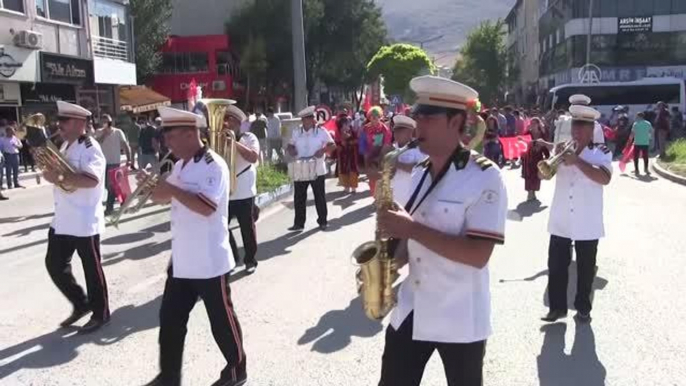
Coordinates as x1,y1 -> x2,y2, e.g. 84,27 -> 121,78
250,111 -> 268,163
376,75 -> 508,386
337,115 -> 360,194
225,105 -> 261,275
43,101 -> 110,334
94,114 -> 131,216
142,106 -> 247,386
390,114 -> 424,205
1,125 -> 24,189
670,106 -> 683,140
654,102 -> 670,157
630,112 -> 653,175
363,107 -> 392,196
522,118 -> 550,202
138,120 -> 159,172
0,152 -> 8,200
266,108 -> 283,163
542,105 -> 612,324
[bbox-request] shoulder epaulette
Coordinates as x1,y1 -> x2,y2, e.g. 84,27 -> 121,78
78,135 -> 93,148
596,144 -> 611,154
204,152 -> 214,164
472,155 -> 494,171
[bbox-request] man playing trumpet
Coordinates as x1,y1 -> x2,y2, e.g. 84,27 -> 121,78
542,105 -> 612,324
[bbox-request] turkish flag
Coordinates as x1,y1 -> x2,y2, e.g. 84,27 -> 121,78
500,135 -> 532,160
619,139 -> 634,173
108,166 -> 132,203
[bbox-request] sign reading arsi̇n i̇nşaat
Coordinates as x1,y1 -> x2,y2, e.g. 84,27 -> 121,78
618,16 -> 652,33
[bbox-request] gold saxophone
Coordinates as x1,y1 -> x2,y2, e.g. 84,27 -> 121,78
17,113 -> 77,193
352,139 -> 419,320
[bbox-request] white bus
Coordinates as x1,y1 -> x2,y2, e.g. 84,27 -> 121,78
544,77 -> 686,119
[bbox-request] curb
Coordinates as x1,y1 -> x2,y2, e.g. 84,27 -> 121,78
255,183 -> 293,209
653,159 -> 686,186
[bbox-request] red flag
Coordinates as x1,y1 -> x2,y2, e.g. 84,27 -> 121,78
108,166 -> 132,203
619,139 -> 634,173
500,135 -> 532,160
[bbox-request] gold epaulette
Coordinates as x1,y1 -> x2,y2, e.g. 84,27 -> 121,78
78,135 -> 93,148
204,152 -> 214,164
596,144 -> 611,154
472,155 -> 494,171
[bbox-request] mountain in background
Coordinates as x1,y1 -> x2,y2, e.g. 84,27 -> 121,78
376,0 -> 514,66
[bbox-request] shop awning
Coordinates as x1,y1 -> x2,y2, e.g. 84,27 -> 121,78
119,86 -> 171,114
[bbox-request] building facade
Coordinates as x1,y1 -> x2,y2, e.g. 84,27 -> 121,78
506,0 -> 686,105
0,0 -> 136,123
506,0 -> 542,106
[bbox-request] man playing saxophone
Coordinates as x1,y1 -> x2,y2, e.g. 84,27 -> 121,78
376,76 -> 508,386
43,101 -> 110,334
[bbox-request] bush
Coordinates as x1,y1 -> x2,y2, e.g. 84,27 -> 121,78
664,139 -> 686,164
256,163 -> 290,194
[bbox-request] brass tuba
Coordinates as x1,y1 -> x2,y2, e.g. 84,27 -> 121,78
352,139 -> 419,320
537,139 -> 578,180
195,99 -> 237,195
17,113 -> 77,193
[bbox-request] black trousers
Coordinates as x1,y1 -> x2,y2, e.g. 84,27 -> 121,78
379,313 -> 486,386
158,269 -> 246,384
229,197 -> 258,267
547,235 -> 598,314
45,228 -> 110,320
633,145 -> 649,172
293,175 -> 327,227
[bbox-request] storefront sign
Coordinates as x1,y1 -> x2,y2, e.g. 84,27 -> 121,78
0,83 -> 22,105
40,52 -> 92,85
0,48 -> 23,78
0,45 -> 38,82
21,83 -> 76,104
618,16 -> 652,34
578,64 -> 602,83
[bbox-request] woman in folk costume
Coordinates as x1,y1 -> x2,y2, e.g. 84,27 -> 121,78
521,117 -> 550,202
336,115 -> 359,194
363,106 -> 392,195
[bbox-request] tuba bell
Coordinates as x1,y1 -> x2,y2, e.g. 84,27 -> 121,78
195,99 -> 238,195
17,113 -> 77,193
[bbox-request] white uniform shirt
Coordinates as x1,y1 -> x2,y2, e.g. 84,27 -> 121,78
555,116 -> 605,144
548,144 -> 612,241
231,132 -> 260,201
390,151 -> 508,343
52,136 -> 106,237
391,146 -> 426,206
166,147 -> 234,279
289,126 -> 334,177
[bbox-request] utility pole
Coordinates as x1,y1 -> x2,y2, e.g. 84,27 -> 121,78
586,0 -> 594,67
291,0 -> 308,112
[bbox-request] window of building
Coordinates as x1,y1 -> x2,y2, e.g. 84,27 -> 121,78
159,52 -> 210,74
655,0 -> 671,14
37,0 -> 81,25
216,51 -> 239,77
0,0 -> 25,13
88,0 -> 127,42
598,0 -> 617,17
673,0 -> 686,13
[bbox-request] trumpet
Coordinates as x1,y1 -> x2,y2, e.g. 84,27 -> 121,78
16,113 -> 77,193
108,153 -> 176,228
537,140 -> 578,180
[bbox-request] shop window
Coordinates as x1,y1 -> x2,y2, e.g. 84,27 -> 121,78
37,0 -> 81,25
159,52 -> 210,74
0,0 -> 25,13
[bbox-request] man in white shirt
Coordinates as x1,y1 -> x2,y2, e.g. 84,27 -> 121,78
143,107 -> 247,386
42,101 -> 110,334
377,76 -> 508,386
390,115 -> 425,205
226,105 -> 261,275
554,94 -> 605,145
94,114 -> 131,216
287,106 -> 336,231
266,107 -> 283,162
542,105 -> 612,324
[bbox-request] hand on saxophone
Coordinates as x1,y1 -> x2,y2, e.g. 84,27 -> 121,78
562,151 -> 579,166
378,204 -> 415,239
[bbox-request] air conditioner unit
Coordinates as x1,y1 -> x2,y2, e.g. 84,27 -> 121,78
14,30 -> 43,50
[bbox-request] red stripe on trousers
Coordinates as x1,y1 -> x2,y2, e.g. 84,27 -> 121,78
90,236 -> 109,320
220,274 -> 243,364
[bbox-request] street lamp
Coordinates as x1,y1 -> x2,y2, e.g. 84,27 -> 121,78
586,0 -> 594,67
291,0 -> 307,112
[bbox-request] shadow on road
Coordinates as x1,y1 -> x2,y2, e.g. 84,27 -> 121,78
0,212 -> 53,225
298,296 -> 383,354
499,262 -> 609,311
103,239 -> 171,267
0,296 -> 161,380
537,322 -> 606,386
2,222 -> 51,237
620,173 -> 658,183
507,200 -> 548,222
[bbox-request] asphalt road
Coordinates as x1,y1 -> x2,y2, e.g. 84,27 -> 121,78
0,164 -> 685,386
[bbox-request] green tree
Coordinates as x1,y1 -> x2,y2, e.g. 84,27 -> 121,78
451,20 -> 507,105
130,0 -> 172,84
366,44 -> 436,100
239,35 -> 268,109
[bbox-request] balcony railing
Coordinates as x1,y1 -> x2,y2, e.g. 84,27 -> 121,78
93,35 -> 130,61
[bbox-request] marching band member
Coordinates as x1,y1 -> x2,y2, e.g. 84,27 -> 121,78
389,114 -> 425,205
225,105 -> 260,274
143,107 -> 247,386
554,94 -> 605,145
377,76 -> 508,386
43,101 -> 110,334
287,106 -> 336,231
542,105 -> 612,324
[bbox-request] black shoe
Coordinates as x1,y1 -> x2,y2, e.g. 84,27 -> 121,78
645,170 -> 651,176
78,316 -> 110,334
319,223 -> 328,231
16,184 -> 25,189
59,307 -> 91,328
245,264 -> 257,275
104,208 -> 114,216
288,225 -> 304,232
210,373 -> 247,386
574,311 -> 592,323
0,195 -> 8,201
540,310 -> 568,322
142,373 -> 180,386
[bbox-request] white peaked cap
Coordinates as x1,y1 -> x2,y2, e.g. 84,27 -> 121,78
158,106 -> 205,128
569,94 -> 592,106
298,106 -> 316,118
393,114 -> 416,130
410,75 -> 478,111
570,105 -> 601,123
226,105 -> 247,122
57,101 -> 92,120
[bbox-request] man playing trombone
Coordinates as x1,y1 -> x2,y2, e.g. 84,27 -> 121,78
541,105 -> 612,324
